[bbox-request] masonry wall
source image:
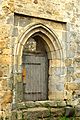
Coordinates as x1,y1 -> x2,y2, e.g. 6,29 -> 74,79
0,0 -> 14,119
0,0 -> 80,119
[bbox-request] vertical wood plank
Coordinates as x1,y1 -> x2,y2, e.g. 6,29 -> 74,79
23,53 -> 48,101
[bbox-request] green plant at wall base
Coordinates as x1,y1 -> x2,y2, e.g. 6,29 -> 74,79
22,112 -> 25,120
59,116 -> 75,120
14,112 -> 17,119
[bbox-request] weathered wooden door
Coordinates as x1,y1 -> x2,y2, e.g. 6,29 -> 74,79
22,52 -> 48,101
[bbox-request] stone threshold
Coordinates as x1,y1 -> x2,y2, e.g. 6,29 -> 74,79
12,100 -> 66,110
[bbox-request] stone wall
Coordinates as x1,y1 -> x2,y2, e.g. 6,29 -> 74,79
0,0 -> 14,119
0,0 -> 80,119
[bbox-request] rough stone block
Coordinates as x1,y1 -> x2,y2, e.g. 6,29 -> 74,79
65,58 -> 73,67
67,67 -> 74,74
65,83 -> 80,91
11,110 -> 17,120
15,82 -> 23,102
49,59 -> 64,67
12,27 -> 18,37
0,41 -> 6,49
7,15 -> 14,25
14,15 -> 31,27
0,55 -> 11,65
56,82 -> 64,91
75,106 -> 80,117
0,71 -> 3,77
2,49 -> 11,55
17,111 -> 23,120
76,117 -> 80,120
1,90 -> 12,109
68,51 -> 76,58
49,91 -> 64,100
55,67 -> 65,75
51,108 -> 65,117
77,44 -> 80,53
23,107 -> 50,120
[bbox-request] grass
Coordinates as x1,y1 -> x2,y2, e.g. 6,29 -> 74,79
59,116 -> 75,120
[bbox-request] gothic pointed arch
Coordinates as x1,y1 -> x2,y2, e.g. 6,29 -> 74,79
13,23 -> 64,103
14,23 -> 63,67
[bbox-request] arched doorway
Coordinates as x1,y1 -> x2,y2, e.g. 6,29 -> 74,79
13,23 -> 64,103
22,35 -> 48,101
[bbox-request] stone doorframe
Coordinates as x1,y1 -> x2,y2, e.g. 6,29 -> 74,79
13,23 -> 64,104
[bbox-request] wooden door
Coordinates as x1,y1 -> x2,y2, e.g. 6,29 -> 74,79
22,52 -> 48,101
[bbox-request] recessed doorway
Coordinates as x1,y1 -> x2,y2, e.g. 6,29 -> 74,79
22,35 -> 48,101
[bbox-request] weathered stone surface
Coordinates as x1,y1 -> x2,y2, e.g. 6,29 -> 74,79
14,101 -> 66,110
49,91 -> 64,100
67,67 -> 74,74
65,58 -> 73,67
51,108 -> 65,117
0,71 -> 3,77
12,27 -> 18,37
49,59 -> 65,67
15,82 -> 23,102
51,67 -> 65,75
2,49 -> 11,55
76,117 -> 80,120
75,105 -> 80,117
0,55 -> 11,65
11,110 -> 17,120
0,0 -> 80,119
23,107 -> 50,120
1,90 -> 12,109
0,79 -> 7,91
14,15 -> 32,27
56,82 -> 64,91
65,83 -> 80,91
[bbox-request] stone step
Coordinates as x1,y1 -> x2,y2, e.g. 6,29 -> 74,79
12,107 -> 51,120
11,106 -> 80,120
23,107 -> 50,119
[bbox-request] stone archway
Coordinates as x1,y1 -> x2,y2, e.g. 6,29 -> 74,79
13,23 -> 64,103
